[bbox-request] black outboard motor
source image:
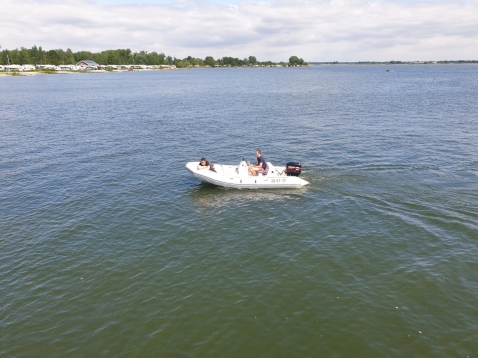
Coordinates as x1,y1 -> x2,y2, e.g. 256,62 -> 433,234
285,162 -> 302,176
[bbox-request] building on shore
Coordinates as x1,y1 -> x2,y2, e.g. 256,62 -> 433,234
5,65 -> 22,72
38,65 -> 58,70
76,60 -> 100,69
2,64 -> 36,71
59,65 -> 82,71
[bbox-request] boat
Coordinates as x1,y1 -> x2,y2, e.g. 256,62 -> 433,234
185,160 -> 309,189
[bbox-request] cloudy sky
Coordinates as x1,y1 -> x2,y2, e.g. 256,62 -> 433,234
1,0 -> 477,61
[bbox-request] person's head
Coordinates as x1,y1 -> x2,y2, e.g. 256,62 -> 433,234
200,158 -> 207,165
256,149 -> 262,157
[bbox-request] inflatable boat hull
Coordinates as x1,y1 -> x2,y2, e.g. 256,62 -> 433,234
186,161 -> 309,189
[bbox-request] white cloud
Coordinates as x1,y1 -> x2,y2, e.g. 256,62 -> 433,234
0,0 -> 477,61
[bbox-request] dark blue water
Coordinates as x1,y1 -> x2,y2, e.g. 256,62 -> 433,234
1,66 -> 477,357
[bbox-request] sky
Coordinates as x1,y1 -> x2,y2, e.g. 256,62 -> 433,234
0,0 -> 477,61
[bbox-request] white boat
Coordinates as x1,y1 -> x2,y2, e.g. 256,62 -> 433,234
185,160 -> 309,189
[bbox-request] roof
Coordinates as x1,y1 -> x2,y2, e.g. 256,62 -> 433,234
77,60 -> 99,67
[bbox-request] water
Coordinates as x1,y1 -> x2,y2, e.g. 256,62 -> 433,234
1,66 -> 477,357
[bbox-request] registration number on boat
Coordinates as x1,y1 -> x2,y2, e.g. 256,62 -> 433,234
271,179 -> 286,183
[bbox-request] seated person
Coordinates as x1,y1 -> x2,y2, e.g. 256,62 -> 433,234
197,158 -> 216,172
248,149 -> 267,176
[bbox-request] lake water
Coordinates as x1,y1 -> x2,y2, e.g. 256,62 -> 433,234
1,66 -> 477,357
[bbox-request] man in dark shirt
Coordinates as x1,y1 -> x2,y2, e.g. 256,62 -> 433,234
248,149 -> 267,176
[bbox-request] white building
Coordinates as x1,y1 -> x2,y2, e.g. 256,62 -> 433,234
37,65 -> 58,70
5,65 -> 22,71
76,60 -> 99,69
59,65 -> 81,71
22,65 -> 36,71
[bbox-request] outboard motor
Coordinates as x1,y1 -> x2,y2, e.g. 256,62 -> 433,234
285,162 -> 302,176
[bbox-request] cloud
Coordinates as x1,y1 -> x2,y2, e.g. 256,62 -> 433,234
0,0 -> 477,61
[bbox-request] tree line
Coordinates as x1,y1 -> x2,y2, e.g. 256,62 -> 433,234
0,46 -> 308,68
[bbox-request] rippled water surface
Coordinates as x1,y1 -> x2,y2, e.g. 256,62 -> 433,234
1,66 -> 477,357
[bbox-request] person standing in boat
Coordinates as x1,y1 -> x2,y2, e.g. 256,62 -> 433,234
197,158 -> 216,172
248,149 -> 267,176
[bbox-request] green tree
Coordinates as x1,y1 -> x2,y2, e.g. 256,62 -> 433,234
176,60 -> 190,68
204,56 -> 215,67
56,49 -> 66,65
145,51 -> 160,65
248,55 -> 257,65
132,51 -> 147,65
18,47 -> 32,65
7,49 -> 19,64
74,51 -> 93,63
65,48 -> 75,64
46,50 -> 61,65
106,52 -> 116,64
116,49 -> 132,65
157,52 -> 165,65
221,57 -> 245,67
30,45 -> 39,64
37,46 -> 45,64
289,56 -> 300,66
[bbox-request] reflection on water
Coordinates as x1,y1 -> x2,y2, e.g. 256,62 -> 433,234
189,182 -> 308,208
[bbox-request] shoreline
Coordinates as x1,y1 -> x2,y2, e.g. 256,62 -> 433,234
0,68 -> 179,76
1,62 -> 477,77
